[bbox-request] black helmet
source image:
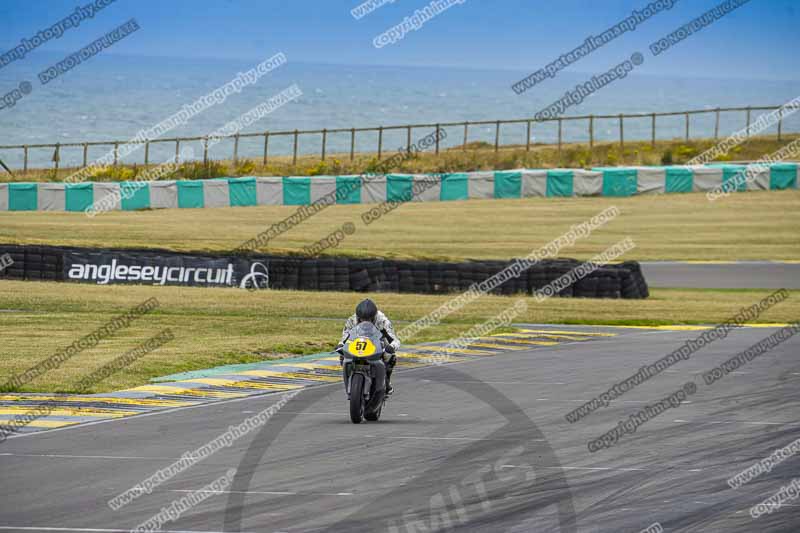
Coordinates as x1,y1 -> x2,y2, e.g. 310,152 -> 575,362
356,299 -> 378,323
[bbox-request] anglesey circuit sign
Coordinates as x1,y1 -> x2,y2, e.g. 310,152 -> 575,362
63,251 -> 269,289
239,262 -> 269,290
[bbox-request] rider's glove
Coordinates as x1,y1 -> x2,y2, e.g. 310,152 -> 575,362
385,343 -> 396,354
336,343 -> 344,364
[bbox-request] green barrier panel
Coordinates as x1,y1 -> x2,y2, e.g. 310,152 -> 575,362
8,183 -> 37,211
387,174 -> 414,202
440,173 -> 469,201
721,165 -> 747,193
546,170 -> 574,197
65,183 -> 94,212
228,177 -> 257,207
120,182 -> 150,211
336,176 -> 362,204
770,163 -> 798,190
282,177 -> 311,205
599,168 -> 637,197
494,171 -> 522,199
177,180 -> 205,208
665,167 -> 693,193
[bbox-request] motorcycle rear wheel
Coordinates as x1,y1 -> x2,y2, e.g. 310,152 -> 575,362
349,373 -> 365,424
365,397 -> 383,421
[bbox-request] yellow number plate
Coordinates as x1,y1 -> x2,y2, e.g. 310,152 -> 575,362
348,337 -> 377,357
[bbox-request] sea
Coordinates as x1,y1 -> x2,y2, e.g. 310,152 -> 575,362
2,52 -> 800,169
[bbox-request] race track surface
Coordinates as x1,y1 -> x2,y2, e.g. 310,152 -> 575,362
1,325 -> 798,532
641,261 -> 800,289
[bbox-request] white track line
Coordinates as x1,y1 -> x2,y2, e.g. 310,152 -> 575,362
363,434 -> 546,442
166,489 -> 353,497
454,464 -> 703,473
0,526 -> 255,533
0,452 -> 194,461
673,419 -> 795,426
420,379 -> 567,385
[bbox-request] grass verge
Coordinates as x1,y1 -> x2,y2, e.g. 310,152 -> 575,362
0,280 -> 797,394
3,134 -> 798,183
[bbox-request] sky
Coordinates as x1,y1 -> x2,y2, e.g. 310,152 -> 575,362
0,0 -> 798,80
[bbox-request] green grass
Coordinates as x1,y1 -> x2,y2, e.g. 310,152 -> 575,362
3,134 -> 798,183
0,280 -> 797,393
1,189 -> 798,261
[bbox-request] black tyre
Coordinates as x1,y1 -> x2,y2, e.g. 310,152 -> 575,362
350,270 -> 370,292
364,405 -> 382,421
364,395 -> 383,421
349,373 -> 365,424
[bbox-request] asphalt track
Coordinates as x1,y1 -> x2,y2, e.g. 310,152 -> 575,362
1,325 -> 799,532
641,261 -> 800,289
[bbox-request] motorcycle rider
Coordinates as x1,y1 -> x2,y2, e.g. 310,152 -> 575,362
338,299 -> 400,395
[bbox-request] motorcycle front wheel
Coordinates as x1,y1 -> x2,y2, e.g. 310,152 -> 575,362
349,373 -> 365,424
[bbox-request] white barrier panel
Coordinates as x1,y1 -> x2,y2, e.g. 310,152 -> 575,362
573,170 -> 603,196
256,177 -> 283,205
746,167 -> 771,191
93,183 -> 121,211
39,183 -> 66,211
203,180 -> 230,208
413,174 -> 440,202
637,168 -> 667,194
362,175 -> 387,204
150,181 -> 179,209
309,177 -> 337,204
521,169 -> 547,197
468,171 -> 494,199
691,167 -> 723,192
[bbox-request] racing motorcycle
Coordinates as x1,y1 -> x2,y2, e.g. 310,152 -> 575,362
338,321 -> 389,424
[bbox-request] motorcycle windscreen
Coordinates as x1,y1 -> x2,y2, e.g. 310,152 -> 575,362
344,322 -> 385,359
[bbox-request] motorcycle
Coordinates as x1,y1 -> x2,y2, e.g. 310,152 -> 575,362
338,321 -> 390,424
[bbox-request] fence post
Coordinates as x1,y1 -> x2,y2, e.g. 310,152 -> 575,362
714,108 -> 720,140
746,106 -> 751,137
144,141 -> 150,165
23,145 -> 28,173
263,132 -> 269,165
82,143 -> 88,168
619,114 -> 624,150
462,122 -> 468,151
377,126 -> 383,160
406,126 -> 412,154
203,136 -> 209,166
651,113 -> 656,147
176,139 -> 181,164
557,118 -> 563,163
53,143 -> 60,174
113,142 -> 119,166
778,111 -> 783,142
292,129 -> 299,166
435,123 -> 441,155
589,115 -> 594,152
684,113 -> 689,142
494,120 -> 500,153
232,134 -> 239,165
526,120 -> 531,152
321,129 -> 327,161
350,128 -> 355,161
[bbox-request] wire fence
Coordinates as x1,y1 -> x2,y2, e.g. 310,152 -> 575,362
2,104 -> 799,173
